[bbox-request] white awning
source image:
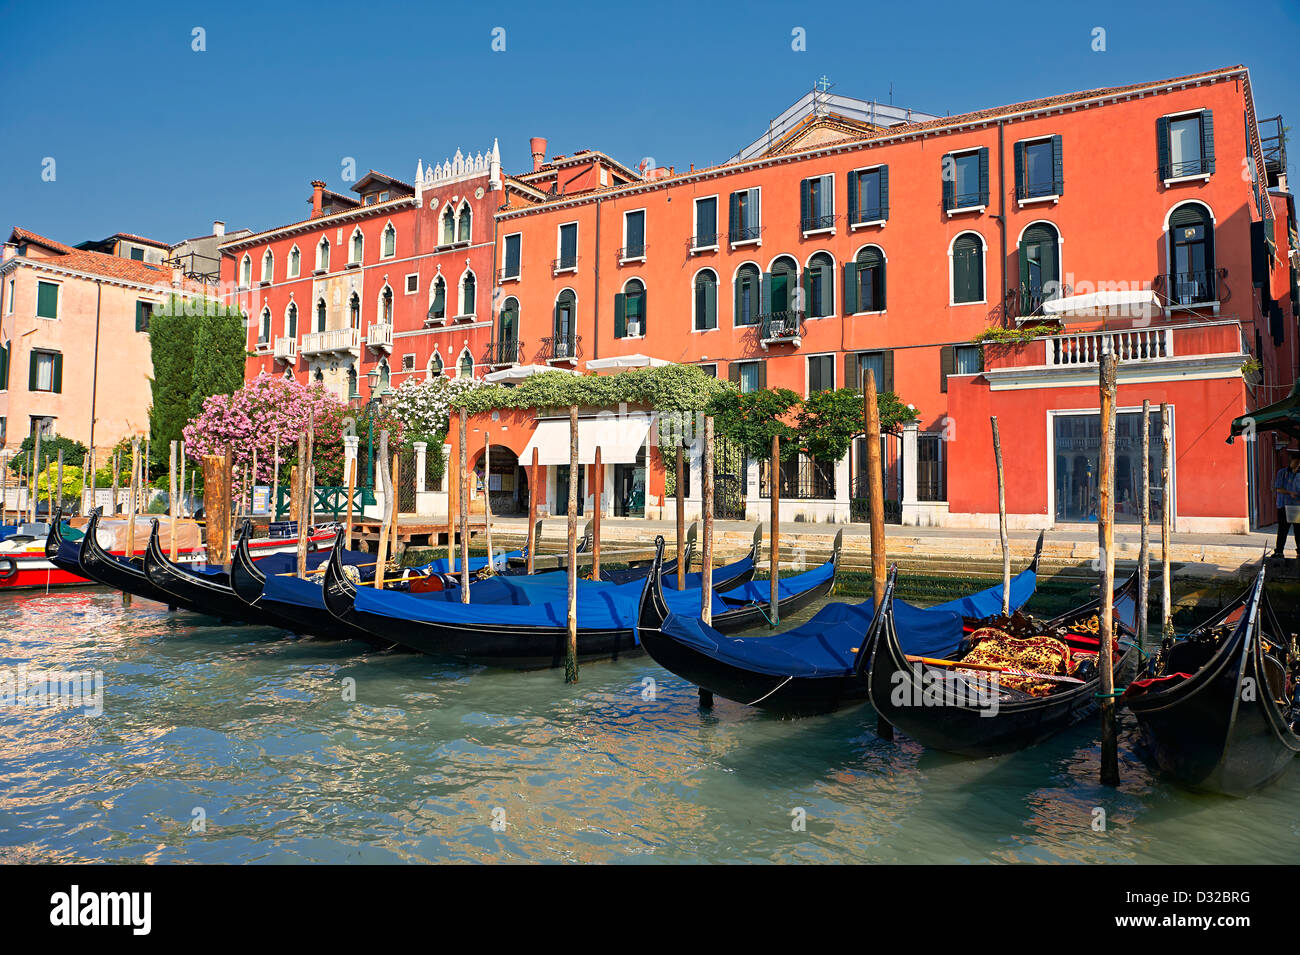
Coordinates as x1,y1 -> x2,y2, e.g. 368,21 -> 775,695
585,354 -> 672,371
1040,289 -> 1159,316
519,413 -> 653,466
482,364 -> 582,384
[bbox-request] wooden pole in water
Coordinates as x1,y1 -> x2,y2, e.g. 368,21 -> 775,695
484,434 -> 496,574
991,416 -> 1010,617
344,458 -> 356,551
1160,402 -> 1173,636
592,445 -> 601,581
178,442 -> 185,518
565,405 -> 579,683
389,452 -> 401,563
459,409 -> 470,604
88,450 -> 96,517
864,370 -> 887,605
201,454 -> 226,566
1,452 -> 7,524
168,441 -> 178,561
1138,400 -> 1151,646
527,448 -> 538,575
125,438 -> 139,555
295,434 -> 308,578
111,452 -> 119,517
1098,352 -> 1119,786
55,449 -> 63,520
447,432 -> 459,571
271,434 -> 280,522
31,441 -> 40,523
373,431 -> 391,589
700,416 -> 715,708
675,443 -> 685,590
770,433 -> 780,627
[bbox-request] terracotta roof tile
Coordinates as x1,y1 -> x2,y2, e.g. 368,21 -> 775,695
6,227 -> 206,292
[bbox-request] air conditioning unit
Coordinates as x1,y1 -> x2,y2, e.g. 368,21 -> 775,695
627,319 -> 642,337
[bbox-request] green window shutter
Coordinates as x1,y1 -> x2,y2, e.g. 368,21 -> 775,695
135,301 -> 146,332
36,281 -> 58,319
761,272 -> 773,315
0,343 -> 8,390
640,287 -> 647,336
844,352 -> 859,391
705,279 -> 717,329
1013,141 -> 1026,200
800,180 -> 811,227
802,268 -> 813,315
823,262 -> 834,316
614,292 -> 626,338
1200,109 -> 1215,174
728,361 -> 741,385
879,166 -> 889,220
757,360 -> 767,390
52,352 -> 62,393
882,350 -> 894,393
28,350 -> 37,390
819,174 -> 834,218
847,171 -> 858,220
939,345 -> 955,393
977,147 -> 990,206
1051,135 -> 1064,195
942,155 -> 954,211
734,272 -> 744,323
878,256 -> 887,311
729,192 -> 740,240
843,261 -> 858,314
1156,116 -> 1170,179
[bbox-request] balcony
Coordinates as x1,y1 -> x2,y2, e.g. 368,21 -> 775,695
758,311 -> 803,348
728,225 -> 762,245
552,254 -> 578,275
543,333 -> 581,364
1048,328 -> 1173,367
687,233 -> 718,254
801,213 -> 836,234
617,244 -> 646,263
300,327 -> 360,357
849,206 -> 888,227
367,322 -> 393,353
273,336 -> 297,363
486,338 -> 523,367
497,267 -> 521,283
425,305 -> 446,326
1163,269 -> 1220,308
452,312 -> 477,324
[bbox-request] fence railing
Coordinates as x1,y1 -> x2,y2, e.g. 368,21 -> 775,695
486,338 -> 522,366
301,327 -> 360,356
1048,327 -> 1173,366
1165,269 -> 1218,306
543,333 -> 580,362
759,456 -> 835,500
758,311 -> 803,344
273,485 -> 377,520
367,322 -> 393,351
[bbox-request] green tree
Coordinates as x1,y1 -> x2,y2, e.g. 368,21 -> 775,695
6,432 -> 88,475
706,388 -> 801,460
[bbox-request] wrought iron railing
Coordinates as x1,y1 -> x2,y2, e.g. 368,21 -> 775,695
552,254 -> 578,272
917,433 -> 946,502
728,224 -> 762,243
543,333 -> 580,361
1020,178 -> 1057,199
849,205 -> 888,226
948,191 -> 985,210
486,338 -> 522,366
758,311 -> 803,343
688,233 -> 718,251
759,456 -> 836,500
497,266 -> 521,282
617,244 -> 646,261
801,213 -> 835,232
1160,155 -> 1213,180
1164,269 -> 1218,306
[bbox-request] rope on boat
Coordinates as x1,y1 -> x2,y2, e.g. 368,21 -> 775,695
744,675 -> 794,707
1093,688 -> 1127,699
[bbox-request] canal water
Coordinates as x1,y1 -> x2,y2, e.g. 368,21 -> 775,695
0,584 -> 1296,864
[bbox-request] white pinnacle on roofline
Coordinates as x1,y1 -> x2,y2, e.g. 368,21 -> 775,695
414,140 -> 502,205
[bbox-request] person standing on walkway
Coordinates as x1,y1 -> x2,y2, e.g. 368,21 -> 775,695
1272,449 -> 1300,559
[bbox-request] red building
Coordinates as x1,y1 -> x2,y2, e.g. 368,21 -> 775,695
452,65 -> 1296,532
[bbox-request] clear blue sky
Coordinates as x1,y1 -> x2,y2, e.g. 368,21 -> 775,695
1,0 -> 1297,245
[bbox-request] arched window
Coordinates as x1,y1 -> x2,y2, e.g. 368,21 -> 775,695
499,297 -> 518,343
288,245 -> 301,278
380,285 -> 393,324
457,203 -> 472,243
347,366 -> 358,398
316,238 -> 330,272
441,206 -> 456,246
805,252 -> 835,318
349,292 -> 361,329
261,249 -> 273,283
1019,222 -> 1060,315
617,279 -> 646,338
286,303 -> 298,337
734,263 -> 761,327
1167,203 -> 1215,305
951,233 -> 985,304
316,298 -> 327,332
461,272 -> 476,317
258,307 -> 271,344
693,270 -> 718,331
428,352 -> 444,378
769,255 -> 799,316
458,350 -> 474,378
428,275 -> 446,323
850,246 -> 886,313
350,229 -> 363,264
378,358 -> 391,392
240,254 -> 251,287
381,222 -> 396,258
554,289 -> 576,358
313,367 -> 324,383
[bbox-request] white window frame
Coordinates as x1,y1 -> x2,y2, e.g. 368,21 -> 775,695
454,202 -> 473,245
851,243 -> 888,316
260,249 -> 274,284
620,276 -> 647,339
239,254 -> 252,288
803,250 -> 837,320
555,221 -> 579,274
287,244 -> 301,278
849,165 -> 888,229
945,147 -> 987,216
729,187 -> 763,248
801,173 -> 836,237
315,238 -> 330,273
691,195 -> 720,253
501,231 -> 523,280
34,279 -> 61,320
1014,135 -> 1061,207
621,209 -> 647,263
731,260 -> 763,328
691,266 -> 719,333
404,272 -> 419,294
347,227 -> 364,267
734,359 -> 761,394
381,221 -> 397,259
5,277 -> 14,314
1161,109 -> 1212,186
456,269 -> 477,320
947,230 -> 988,306
804,352 -> 836,396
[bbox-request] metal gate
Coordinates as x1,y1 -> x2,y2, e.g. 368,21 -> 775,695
397,448 -> 417,514
850,433 -> 903,524
713,436 -> 747,520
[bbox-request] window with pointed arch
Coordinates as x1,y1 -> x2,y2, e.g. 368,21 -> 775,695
261,250 -> 273,283
461,272 -> 476,317
457,203 -> 472,244
347,366 -> 358,398
380,286 -> 393,324
429,276 -> 447,322
429,352 -> 444,378
441,206 -> 456,246
381,223 -> 396,258
349,292 -> 361,329
258,308 -> 271,344
288,245 -> 301,278
378,359 -> 391,392
286,303 -> 298,337
316,238 -> 330,272
316,298 -> 327,332
239,254 -> 251,287
458,351 -> 474,378
693,269 -> 718,330
350,230 -> 363,264
314,367 -> 324,383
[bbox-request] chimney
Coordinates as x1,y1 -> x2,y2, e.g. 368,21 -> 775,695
310,180 -> 326,218
529,137 -> 548,172
212,220 -> 225,237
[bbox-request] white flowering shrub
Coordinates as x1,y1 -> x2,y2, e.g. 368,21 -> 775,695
386,375 -> 484,441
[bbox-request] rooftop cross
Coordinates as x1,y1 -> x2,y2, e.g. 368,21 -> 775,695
815,75 -> 832,92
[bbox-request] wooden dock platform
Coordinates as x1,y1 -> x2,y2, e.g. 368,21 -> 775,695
347,518 -> 485,552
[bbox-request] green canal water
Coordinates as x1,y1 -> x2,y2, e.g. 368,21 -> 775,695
0,576 -> 1296,864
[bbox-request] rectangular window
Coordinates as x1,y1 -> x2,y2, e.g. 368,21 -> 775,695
1023,139 -> 1055,198
6,278 -> 13,313
850,167 -> 887,224
729,188 -> 761,242
503,233 -> 522,277
1053,410 -> 1165,523
405,274 -> 419,293
0,341 -> 9,390
129,246 -> 144,261
623,211 -> 645,258
1169,114 -> 1204,177
135,300 -> 153,332
807,354 -> 834,394
693,197 -> 717,248
36,281 -> 59,319
801,174 -> 834,231
738,362 -> 760,394
952,152 -> 981,208
698,363 -> 717,378
954,344 -> 982,376
557,223 -> 578,270
29,349 -> 61,393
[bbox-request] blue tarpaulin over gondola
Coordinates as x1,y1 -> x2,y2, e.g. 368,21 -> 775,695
928,565 -> 1036,619
351,581 -> 641,633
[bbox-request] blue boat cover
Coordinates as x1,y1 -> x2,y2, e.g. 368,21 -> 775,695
928,565 -> 1037,619
413,550 -> 521,575
253,546 -> 372,577
671,552 -> 753,591
657,557 -> 835,618
261,571 -> 331,610
351,580 -> 641,633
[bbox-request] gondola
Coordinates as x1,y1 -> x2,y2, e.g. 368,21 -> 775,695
635,534 -> 1043,714
867,566 -> 1139,757
143,522 -> 273,625
77,510 -> 198,608
1123,564 -> 1298,795
321,531 -> 643,668
45,508 -> 83,577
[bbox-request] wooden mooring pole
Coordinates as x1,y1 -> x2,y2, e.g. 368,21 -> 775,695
271,434 -> 280,522
592,445 -> 602,581
168,440 -> 179,561
1160,402 -> 1173,636
295,432 -> 309,579
483,435 -> 495,574
565,405 -> 579,684
527,448 -> 539,575
991,416 -> 1010,617
700,415 -> 715,709
373,431 -> 391,589
864,370 -> 886,605
770,433 -> 780,627
55,449 -> 63,520
344,458 -> 356,551
202,453 -> 229,569
1098,353 -> 1120,786
390,451 -> 401,564
1138,399 -> 1151,646
123,438 -> 139,608
459,409 -> 470,604
675,443 -> 686,590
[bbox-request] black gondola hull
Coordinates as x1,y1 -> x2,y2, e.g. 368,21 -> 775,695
78,512 -> 192,607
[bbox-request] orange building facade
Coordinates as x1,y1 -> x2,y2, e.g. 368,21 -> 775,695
454,65 -> 1297,532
